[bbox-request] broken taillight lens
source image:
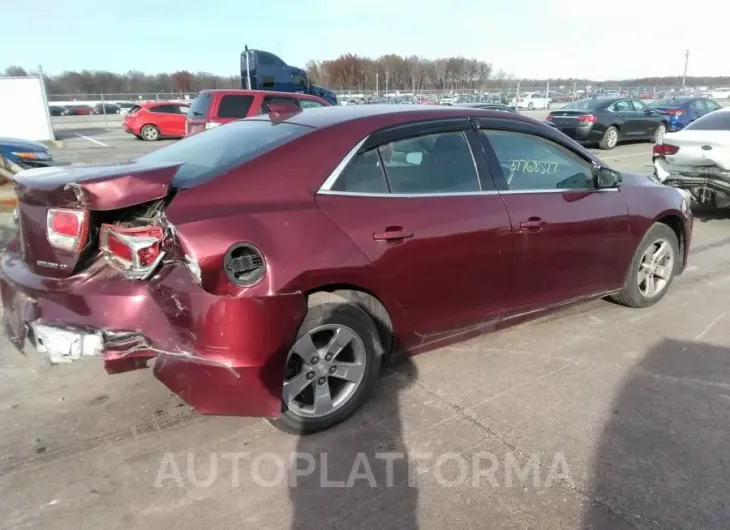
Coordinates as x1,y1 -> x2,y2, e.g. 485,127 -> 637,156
47,208 -> 89,251
100,224 -> 164,279
653,143 -> 679,156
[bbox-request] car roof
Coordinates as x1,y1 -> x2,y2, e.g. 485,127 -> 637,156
247,104 -> 540,130
199,89 -> 323,100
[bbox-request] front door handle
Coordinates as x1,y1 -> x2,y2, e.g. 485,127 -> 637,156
519,217 -> 546,232
373,227 -> 414,241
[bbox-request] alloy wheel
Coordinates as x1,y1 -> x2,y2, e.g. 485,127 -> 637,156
637,238 -> 675,298
282,324 -> 367,419
142,126 -> 158,140
606,129 -> 618,148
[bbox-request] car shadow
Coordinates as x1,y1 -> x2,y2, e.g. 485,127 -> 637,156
691,204 -> 730,222
54,128 -> 115,140
288,354 -> 419,530
0,218 -> 16,253
582,338 -> 730,529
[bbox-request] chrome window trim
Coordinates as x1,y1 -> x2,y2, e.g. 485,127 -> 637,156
318,136 -> 370,192
317,188 -> 618,198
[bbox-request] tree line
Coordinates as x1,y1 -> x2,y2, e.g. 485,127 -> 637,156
3,60 -> 730,95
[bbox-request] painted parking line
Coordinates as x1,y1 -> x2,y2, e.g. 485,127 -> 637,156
75,134 -> 110,147
600,151 -> 652,160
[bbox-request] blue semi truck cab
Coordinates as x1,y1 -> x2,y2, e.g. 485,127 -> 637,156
240,47 -> 338,105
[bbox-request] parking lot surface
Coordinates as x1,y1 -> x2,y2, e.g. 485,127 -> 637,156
2,121 -> 730,529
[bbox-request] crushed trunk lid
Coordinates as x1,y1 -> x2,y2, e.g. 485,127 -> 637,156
12,160 -> 182,279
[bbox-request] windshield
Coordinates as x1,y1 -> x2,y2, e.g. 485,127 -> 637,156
650,98 -> 687,108
561,98 -> 602,111
136,119 -> 312,188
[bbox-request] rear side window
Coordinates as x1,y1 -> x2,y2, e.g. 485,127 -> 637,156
136,120 -> 311,189
189,92 -> 212,118
217,95 -> 255,118
128,105 -> 142,114
685,111 -> 730,131
150,104 -> 176,114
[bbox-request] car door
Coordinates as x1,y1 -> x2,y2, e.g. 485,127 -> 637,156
316,119 -> 513,337
475,119 -> 634,315
609,99 -> 638,137
148,105 -> 176,136
629,99 -> 659,136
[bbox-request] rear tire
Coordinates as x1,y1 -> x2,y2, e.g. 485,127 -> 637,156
599,126 -> 619,150
610,223 -> 679,308
527,102 -> 534,110
652,123 -> 667,143
140,125 -> 160,141
268,302 -> 382,435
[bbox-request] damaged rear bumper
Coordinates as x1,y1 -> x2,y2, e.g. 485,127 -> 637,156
654,159 -> 730,205
0,252 -> 307,418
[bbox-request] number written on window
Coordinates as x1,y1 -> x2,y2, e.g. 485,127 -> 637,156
482,130 -> 595,191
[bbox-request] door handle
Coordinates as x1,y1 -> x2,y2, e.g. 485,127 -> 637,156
518,218 -> 546,232
373,227 -> 414,241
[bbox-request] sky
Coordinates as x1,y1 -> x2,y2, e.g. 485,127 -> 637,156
4,0 -> 728,81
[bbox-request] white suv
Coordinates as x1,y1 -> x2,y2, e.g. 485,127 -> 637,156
509,92 -> 551,110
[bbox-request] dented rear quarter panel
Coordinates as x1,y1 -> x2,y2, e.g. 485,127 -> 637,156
618,172 -> 693,264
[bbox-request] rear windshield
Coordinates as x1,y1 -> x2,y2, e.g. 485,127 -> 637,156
684,110 -> 730,131
650,98 -> 687,107
135,119 -> 312,188
188,92 -> 212,119
561,98 -> 602,111
217,95 -> 255,118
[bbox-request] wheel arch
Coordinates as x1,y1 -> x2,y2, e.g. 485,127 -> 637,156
653,212 -> 687,271
306,284 -> 395,358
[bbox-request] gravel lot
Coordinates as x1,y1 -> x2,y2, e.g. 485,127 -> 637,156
1,117 -> 730,530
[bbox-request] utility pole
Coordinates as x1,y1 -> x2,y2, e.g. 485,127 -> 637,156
376,72 -> 379,95
682,49 -> 689,87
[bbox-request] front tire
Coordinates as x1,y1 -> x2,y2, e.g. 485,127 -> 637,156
611,223 -> 679,308
268,302 -> 382,435
140,124 -> 160,141
599,126 -> 619,150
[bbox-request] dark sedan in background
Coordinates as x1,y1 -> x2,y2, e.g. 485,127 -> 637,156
649,97 -> 722,132
547,97 -> 669,149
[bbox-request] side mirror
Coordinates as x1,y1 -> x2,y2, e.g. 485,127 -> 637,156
596,167 -> 621,188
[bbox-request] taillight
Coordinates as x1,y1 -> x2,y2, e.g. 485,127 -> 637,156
205,121 -> 222,130
653,143 -> 679,156
47,208 -> 88,251
100,224 -> 165,279
546,115 -> 553,121
665,109 -> 685,116
578,114 -> 597,123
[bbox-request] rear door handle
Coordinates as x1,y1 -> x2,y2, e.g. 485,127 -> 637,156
519,218 -> 546,232
373,227 -> 414,241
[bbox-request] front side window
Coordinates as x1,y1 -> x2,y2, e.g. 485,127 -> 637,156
611,100 -> 632,112
481,130 -> 595,191
629,100 -> 648,112
705,99 -> 721,112
331,130 -> 480,195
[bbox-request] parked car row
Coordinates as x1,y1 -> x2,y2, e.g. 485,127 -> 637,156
122,90 -> 331,141
49,101 -> 164,117
546,96 -> 723,150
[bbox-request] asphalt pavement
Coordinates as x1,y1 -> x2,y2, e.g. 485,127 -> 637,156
1,115 -> 729,529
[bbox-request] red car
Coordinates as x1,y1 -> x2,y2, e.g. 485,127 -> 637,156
185,89 -> 330,136
122,101 -> 191,141
1,106 -> 692,434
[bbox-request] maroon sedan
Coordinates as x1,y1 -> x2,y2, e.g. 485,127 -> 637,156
0,105 -> 692,434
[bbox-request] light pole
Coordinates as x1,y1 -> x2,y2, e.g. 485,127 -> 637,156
682,49 -> 689,87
